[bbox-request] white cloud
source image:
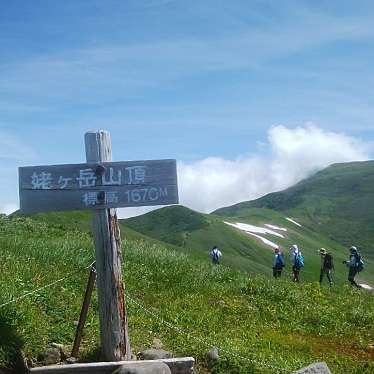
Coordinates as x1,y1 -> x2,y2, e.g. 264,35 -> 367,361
268,124 -> 371,189
0,203 -> 18,216
177,124 -> 371,213
0,133 -> 36,215
4,125 -> 372,219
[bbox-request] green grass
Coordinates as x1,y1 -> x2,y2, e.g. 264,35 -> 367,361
124,205 -> 209,247
1,215 -> 374,373
123,205 -> 374,284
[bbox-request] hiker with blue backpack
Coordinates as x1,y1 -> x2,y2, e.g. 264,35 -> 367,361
343,246 -> 364,288
290,244 -> 304,282
210,245 -> 222,265
272,247 -> 285,278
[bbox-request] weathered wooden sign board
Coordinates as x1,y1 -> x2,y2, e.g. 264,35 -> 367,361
18,130 -> 179,363
19,159 -> 178,213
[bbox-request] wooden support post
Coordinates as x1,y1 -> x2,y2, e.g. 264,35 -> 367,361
71,262 -> 97,358
85,130 -> 131,361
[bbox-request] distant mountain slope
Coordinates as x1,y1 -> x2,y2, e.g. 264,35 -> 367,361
10,209 -> 166,243
122,205 -> 271,274
123,205 -> 208,247
122,204 -> 373,283
214,160 -> 374,258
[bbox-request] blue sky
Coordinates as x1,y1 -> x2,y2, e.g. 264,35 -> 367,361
1,0 -> 374,215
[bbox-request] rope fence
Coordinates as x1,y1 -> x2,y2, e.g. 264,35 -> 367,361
0,261 -> 95,310
0,262 -> 294,373
126,294 -> 291,373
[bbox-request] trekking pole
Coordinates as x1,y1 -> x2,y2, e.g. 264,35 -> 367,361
71,262 -> 97,358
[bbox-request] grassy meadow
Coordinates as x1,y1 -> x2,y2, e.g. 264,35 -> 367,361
0,215 -> 374,373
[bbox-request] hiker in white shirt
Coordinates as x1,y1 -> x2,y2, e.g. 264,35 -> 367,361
210,246 -> 222,265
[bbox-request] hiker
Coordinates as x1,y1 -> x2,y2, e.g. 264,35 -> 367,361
319,248 -> 334,286
290,244 -> 304,282
343,246 -> 364,288
210,246 -> 222,265
272,247 -> 285,278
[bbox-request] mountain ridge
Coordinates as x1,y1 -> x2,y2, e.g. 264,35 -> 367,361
214,160 -> 374,258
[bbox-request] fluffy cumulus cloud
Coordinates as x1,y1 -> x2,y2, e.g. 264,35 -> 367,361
13,124 -> 362,219
178,125 -> 371,213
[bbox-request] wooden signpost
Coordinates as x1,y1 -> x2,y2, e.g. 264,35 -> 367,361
19,130 -> 179,362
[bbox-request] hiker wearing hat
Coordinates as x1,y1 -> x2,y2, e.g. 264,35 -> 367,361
343,246 -> 364,288
290,244 -> 304,282
272,247 -> 285,278
319,248 -> 334,286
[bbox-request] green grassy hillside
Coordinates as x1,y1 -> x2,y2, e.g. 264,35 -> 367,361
1,215 -> 374,374
124,205 -> 209,247
123,205 -> 374,284
214,160 -> 374,262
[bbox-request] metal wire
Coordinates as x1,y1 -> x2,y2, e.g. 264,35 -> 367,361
0,262 -> 294,372
0,261 -> 94,309
126,294 -> 291,373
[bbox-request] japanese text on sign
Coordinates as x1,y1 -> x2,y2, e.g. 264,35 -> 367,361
30,166 -> 147,190
19,159 -> 178,213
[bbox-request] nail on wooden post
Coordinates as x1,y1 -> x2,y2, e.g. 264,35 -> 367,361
84,130 -> 131,361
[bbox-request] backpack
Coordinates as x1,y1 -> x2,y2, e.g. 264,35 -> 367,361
355,252 -> 364,272
275,253 -> 285,268
324,254 -> 333,269
211,249 -> 219,261
295,253 -> 304,268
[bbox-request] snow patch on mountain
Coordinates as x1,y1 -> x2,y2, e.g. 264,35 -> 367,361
359,284 -> 373,290
265,224 -> 287,232
224,221 -> 285,238
246,232 -> 279,249
285,217 -> 302,227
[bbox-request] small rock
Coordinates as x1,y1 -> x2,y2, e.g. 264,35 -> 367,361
51,343 -> 64,351
50,343 -> 68,359
217,300 -> 226,307
152,338 -> 163,349
43,347 -> 61,365
206,347 -> 219,368
111,362 -> 171,374
66,357 -> 77,364
207,347 -> 219,361
139,349 -> 173,360
292,362 -> 332,374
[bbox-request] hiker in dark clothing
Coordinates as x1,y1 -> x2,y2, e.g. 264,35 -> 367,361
343,246 -> 363,288
319,248 -> 333,286
210,246 -> 222,265
272,247 -> 285,278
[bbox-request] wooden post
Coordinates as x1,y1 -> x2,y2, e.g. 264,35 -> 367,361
84,130 -> 131,361
71,263 -> 97,358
